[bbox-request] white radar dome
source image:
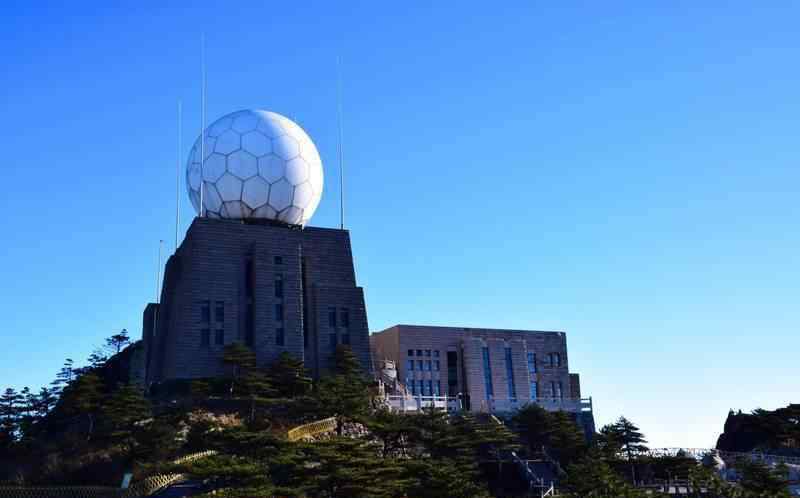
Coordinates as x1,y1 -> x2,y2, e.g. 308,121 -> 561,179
186,109 -> 323,225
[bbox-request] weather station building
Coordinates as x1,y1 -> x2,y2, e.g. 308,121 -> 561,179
143,110 -> 371,385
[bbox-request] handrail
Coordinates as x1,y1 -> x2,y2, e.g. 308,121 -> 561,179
286,417 -> 338,442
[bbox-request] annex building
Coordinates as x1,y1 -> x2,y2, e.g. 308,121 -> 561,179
371,325 -> 594,434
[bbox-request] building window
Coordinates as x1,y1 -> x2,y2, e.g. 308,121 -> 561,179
425,349 -> 431,357
482,347 -> 494,399
274,255 -> 283,265
425,360 -> 432,371
530,381 -> 538,401
329,333 -> 337,351
505,347 -> 517,401
548,352 -> 562,367
214,329 -> 224,345
200,301 -> 210,322
418,380 -> 425,397
427,380 -> 433,396
417,360 -> 423,371
416,349 -> 423,356
342,333 -> 350,345
447,351 -> 459,396
527,352 -> 537,373
408,349 -> 414,357
274,275 -> 283,298
550,381 -> 557,398
276,327 -> 285,346
435,380 -> 441,396
410,380 -> 416,395
275,303 -> 284,322
407,359 -> 414,371
328,307 -> 337,328
434,360 -> 440,371
433,350 -> 440,358
200,328 -> 210,347
214,301 -> 224,322
340,308 -> 350,328
557,381 -> 563,399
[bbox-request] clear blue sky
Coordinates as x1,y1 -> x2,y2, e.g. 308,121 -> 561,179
1,2 -> 797,448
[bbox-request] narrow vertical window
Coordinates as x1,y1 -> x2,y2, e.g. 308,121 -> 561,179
417,360 -> 423,371
274,274 -> 283,298
425,349 -> 431,357
275,303 -> 284,322
342,333 -> 350,345
447,351 -> 459,396
410,380 -> 416,395
200,328 -> 210,347
505,347 -> 517,401
482,347 -> 494,399
276,327 -> 285,346
418,380 -> 424,396
214,329 -> 224,345
408,349 -> 414,357
527,352 -> 537,373
427,380 -> 433,396
557,381 -> 563,399
274,256 -> 283,265
433,350 -> 440,358
435,380 -> 441,396
215,301 -> 224,322
530,381 -> 538,401
329,333 -> 337,351
200,301 -> 210,322
340,308 -> 350,328
328,307 -> 337,328
425,360 -> 431,371
434,360 -> 440,371
407,359 -> 414,371
550,381 -> 557,398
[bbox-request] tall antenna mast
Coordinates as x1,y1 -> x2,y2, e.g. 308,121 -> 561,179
156,239 -> 164,302
336,57 -> 345,230
175,100 -> 182,250
199,34 -> 207,218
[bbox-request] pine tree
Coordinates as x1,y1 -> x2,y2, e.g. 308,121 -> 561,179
267,352 -> 312,398
602,417 -> 648,461
87,348 -> 109,369
60,372 -> 103,440
222,342 -> 257,397
315,345 -> 372,435
50,358 -> 75,395
34,387 -> 57,418
103,384 -> 151,458
0,388 -> 22,447
105,328 -> 131,355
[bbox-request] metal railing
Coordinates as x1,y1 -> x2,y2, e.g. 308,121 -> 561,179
384,394 -> 462,412
286,417 -> 338,442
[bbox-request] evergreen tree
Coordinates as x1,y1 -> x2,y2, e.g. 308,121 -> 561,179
315,345 -> 372,435
105,328 -> 131,355
34,387 -> 57,418
267,352 -> 312,398
562,451 -> 649,498
86,348 -> 109,369
601,416 -> 648,461
103,384 -> 151,445
736,459 -> 791,497
50,358 -> 75,395
60,372 -> 103,440
222,342 -> 257,397
0,388 -> 22,446
512,403 -> 587,467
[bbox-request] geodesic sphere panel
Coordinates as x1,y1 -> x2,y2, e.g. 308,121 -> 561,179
186,109 -> 324,225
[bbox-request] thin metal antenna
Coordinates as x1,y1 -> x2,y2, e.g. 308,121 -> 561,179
175,100 -> 182,250
199,34 -> 206,218
336,56 -> 344,230
156,239 -> 164,302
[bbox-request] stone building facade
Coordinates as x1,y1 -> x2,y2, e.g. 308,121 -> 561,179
371,325 -> 592,417
143,217 -> 371,385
